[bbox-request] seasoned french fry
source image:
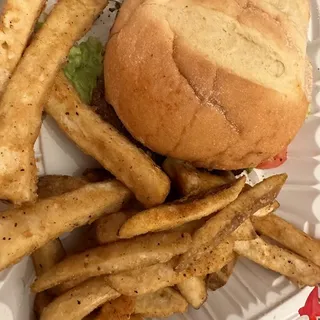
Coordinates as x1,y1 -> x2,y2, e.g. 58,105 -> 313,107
130,316 -> 143,320
37,175 -> 88,199
0,0 -> 46,93
207,258 -> 237,291
163,158 -> 235,196
45,72 -> 170,208
32,239 -> 66,276
107,260 -> 184,296
119,177 -> 246,238
0,0 -> 108,204
182,239 -> 236,278
82,168 -> 113,183
135,287 -> 188,317
177,174 -> 287,271
173,218 -> 206,234
95,295 -> 135,320
180,219 -> 256,277
51,276 -> 89,297
33,175 -> 89,296
234,237 -> 320,286
0,180 -> 131,271
253,201 -> 279,218
177,276 -> 207,309
107,243 -> 233,297
34,292 -> 53,319
95,210 -> 138,244
32,231 -> 191,293
253,213 -> 320,266
41,276 -> 120,320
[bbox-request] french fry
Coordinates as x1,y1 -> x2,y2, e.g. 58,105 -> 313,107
0,0 -> 108,204
107,260 -> 185,296
107,243 -> 234,297
51,276 -> 89,297
253,201 -> 279,217
165,160 -> 235,304
134,287 -> 188,317
177,276 -> 207,309
107,233 -> 240,297
173,218 -> 206,234
37,175 -> 88,199
176,174 -> 287,271
32,231 -> 191,293
130,316 -> 143,320
0,0 -> 46,93
33,175 -> 89,297
253,213 -> 320,266
180,219 -> 256,277
45,72 -> 170,208
119,177 -> 246,238
40,276 -> 120,320
207,258 -> 237,291
82,168 -> 113,183
95,295 -> 135,320
163,158 -> 234,196
0,180 -> 131,271
95,210 -> 138,244
32,239 -> 66,276
234,237 -> 320,286
34,292 -> 53,319
83,311 -> 100,320
182,239 -> 236,278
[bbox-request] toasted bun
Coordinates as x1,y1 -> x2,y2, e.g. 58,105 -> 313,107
105,0 -> 310,169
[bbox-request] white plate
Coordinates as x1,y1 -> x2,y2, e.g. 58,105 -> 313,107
0,0 -> 320,319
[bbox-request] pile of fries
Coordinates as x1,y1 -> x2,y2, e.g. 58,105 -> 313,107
0,1 -> 319,320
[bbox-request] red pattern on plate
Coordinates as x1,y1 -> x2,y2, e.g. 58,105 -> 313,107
299,287 -> 320,320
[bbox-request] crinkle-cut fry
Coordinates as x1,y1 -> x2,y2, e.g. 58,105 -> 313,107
32,231 -> 191,293
46,72 -> 170,208
40,276 -> 120,320
119,177 -> 246,238
163,158 -> 234,196
253,213 -> 320,266
95,295 -> 135,320
177,174 -> 287,271
0,180 -> 131,271
0,0 -> 46,94
135,287 -> 188,317
234,237 -> 320,286
0,0 -> 108,204
177,276 -> 207,309
207,258 -> 237,291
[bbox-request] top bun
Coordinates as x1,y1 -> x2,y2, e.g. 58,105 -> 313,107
104,0 -> 310,169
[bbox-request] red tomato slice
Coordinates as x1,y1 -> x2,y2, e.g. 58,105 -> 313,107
257,148 -> 288,169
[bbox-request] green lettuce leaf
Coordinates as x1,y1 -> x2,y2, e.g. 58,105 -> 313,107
63,37 -> 104,104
